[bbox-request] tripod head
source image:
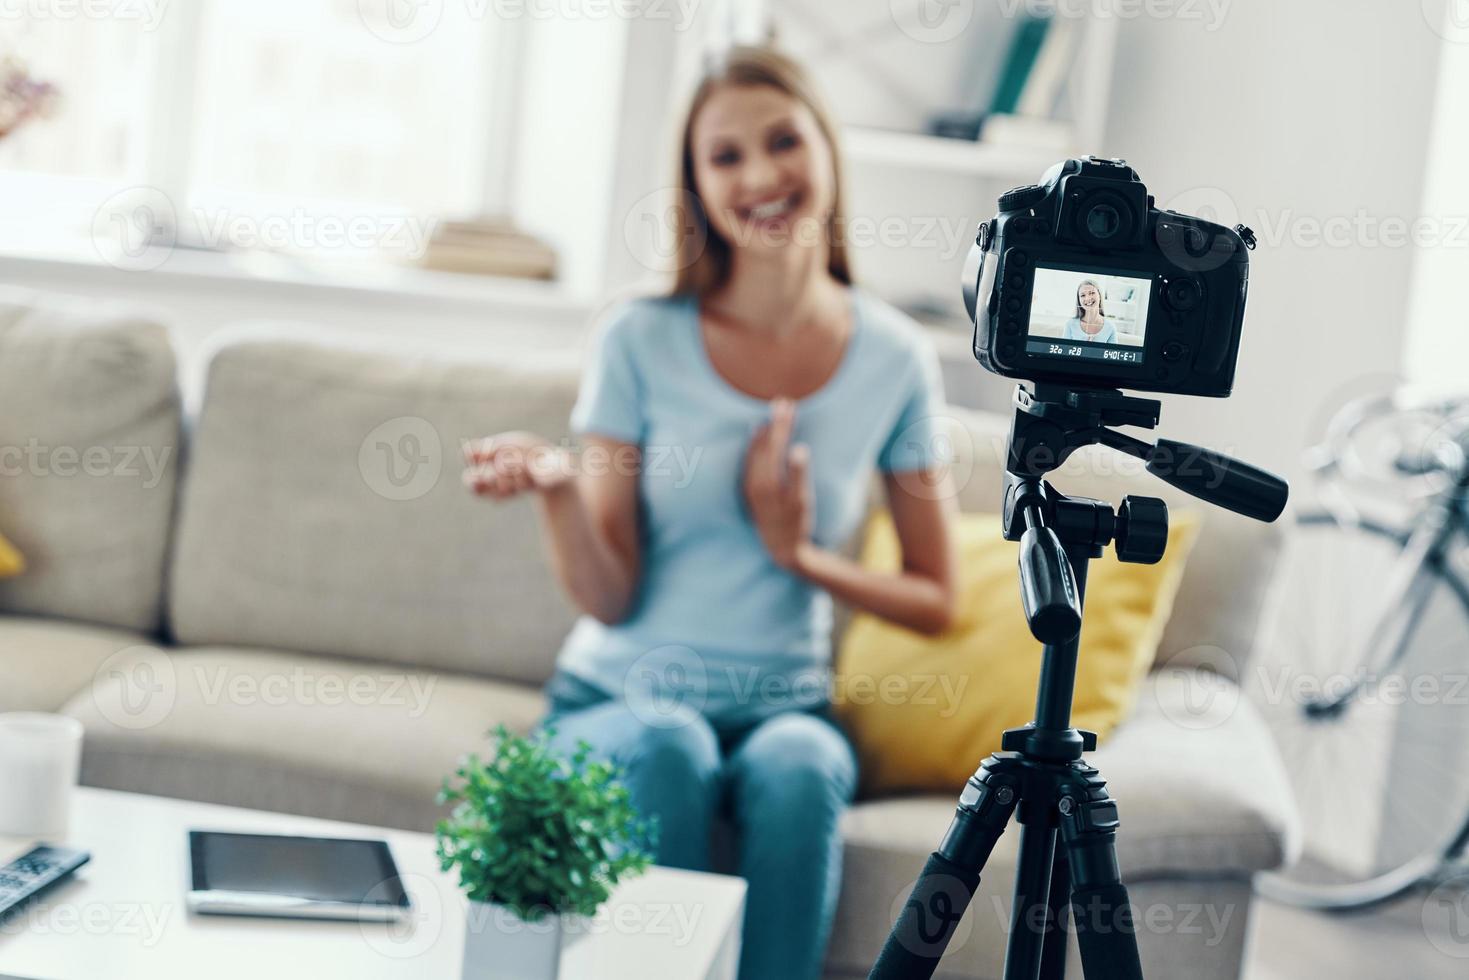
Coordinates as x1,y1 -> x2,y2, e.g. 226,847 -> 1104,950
1003,383 -> 1290,645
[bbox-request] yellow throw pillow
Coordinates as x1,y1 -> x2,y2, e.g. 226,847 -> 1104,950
835,509 -> 1199,795
0,530 -> 24,579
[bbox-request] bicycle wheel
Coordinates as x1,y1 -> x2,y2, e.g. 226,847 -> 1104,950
1250,511 -> 1469,910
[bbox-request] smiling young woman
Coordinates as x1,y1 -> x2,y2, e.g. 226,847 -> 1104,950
464,46 -> 957,980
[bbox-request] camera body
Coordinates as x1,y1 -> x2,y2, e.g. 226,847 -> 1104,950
964,157 -> 1253,398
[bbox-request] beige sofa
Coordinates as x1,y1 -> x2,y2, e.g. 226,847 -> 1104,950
0,289 -> 1298,979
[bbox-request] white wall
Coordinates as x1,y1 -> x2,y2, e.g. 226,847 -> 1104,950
1403,4 -> 1469,393
1100,1 -> 1444,488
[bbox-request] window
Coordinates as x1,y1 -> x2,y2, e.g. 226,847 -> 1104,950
0,1 -> 512,261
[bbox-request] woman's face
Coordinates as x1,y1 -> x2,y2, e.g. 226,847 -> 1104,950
1078,283 -> 1100,312
689,83 -> 836,258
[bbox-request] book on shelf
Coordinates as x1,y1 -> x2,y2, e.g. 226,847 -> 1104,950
926,13 -> 1075,147
989,14 -> 1052,116
1015,14 -> 1080,118
419,218 -> 557,280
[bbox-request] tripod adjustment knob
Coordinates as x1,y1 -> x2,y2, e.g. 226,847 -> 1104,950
1114,495 -> 1169,564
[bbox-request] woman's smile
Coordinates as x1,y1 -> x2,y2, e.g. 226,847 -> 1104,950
740,191 -> 805,224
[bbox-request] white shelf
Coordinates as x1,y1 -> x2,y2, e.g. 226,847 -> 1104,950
843,127 -> 1070,181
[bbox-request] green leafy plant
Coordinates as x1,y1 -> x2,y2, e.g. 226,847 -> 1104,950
436,725 -> 657,922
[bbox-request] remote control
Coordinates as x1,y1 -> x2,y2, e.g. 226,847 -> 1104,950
0,846 -> 91,917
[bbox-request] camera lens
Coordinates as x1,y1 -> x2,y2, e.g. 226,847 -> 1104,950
1085,204 -> 1122,240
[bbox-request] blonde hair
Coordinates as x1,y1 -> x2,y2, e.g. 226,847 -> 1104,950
670,46 -> 852,298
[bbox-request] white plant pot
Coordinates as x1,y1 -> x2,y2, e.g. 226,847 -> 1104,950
461,901 -> 585,980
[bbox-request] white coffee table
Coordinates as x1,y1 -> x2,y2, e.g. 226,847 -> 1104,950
0,788 -> 745,980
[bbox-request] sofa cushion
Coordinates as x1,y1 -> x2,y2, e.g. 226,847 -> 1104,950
0,616 -> 150,712
838,510 -> 1199,794
168,339 -> 579,685
63,645 -> 549,831
943,408 -> 1284,675
0,289 -> 181,632
827,667 -> 1296,975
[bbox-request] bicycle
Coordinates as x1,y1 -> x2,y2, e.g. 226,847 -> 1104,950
1250,388 -> 1469,911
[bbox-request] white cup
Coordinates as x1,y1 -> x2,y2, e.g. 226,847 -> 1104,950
0,713 -> 84,840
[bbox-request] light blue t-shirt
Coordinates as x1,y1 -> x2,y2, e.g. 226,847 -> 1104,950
555,290 -> 944,725
1062,316 -> 1116,344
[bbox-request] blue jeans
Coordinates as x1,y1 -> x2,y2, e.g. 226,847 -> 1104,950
540,670 -> 857,980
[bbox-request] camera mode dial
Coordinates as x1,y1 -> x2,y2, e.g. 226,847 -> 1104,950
999,184 -> 1048,213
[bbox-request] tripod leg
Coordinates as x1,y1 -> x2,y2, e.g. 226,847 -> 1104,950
1003,823 -> 1057,980
1058,776 -> 1144,980
1037,844 -> 1071,980
869,763 -> 1019,979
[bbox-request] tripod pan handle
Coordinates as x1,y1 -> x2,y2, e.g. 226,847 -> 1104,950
1018,527 -> 1083,643
1146,439 -> 1288,523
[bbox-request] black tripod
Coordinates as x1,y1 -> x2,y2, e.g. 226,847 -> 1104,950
870,384 -> 1289,980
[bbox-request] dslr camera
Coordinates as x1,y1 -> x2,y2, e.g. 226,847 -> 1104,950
964,156 -> 1255,397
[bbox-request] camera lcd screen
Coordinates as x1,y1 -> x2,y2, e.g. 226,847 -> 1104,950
1025,266 -> 1152,365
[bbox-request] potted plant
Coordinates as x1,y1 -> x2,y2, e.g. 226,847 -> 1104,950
436,725 -> 657,980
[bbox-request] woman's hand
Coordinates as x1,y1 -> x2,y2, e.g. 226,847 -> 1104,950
742,399 -> 812,570
462,431 -> 573,500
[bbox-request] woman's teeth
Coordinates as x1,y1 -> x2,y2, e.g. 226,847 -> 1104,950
748,196 -> 795,220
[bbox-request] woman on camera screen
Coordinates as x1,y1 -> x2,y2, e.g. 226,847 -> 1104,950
463,46 -> 957,980
1063,278 -> 1117,344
